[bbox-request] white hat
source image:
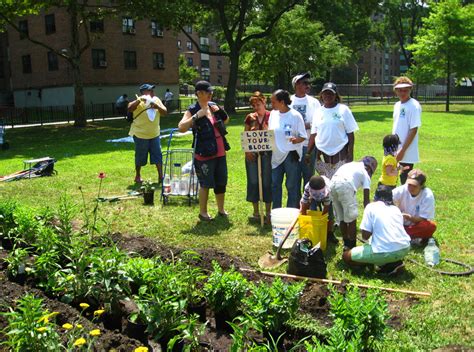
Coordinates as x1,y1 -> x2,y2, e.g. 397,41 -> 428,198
292,72 -> 310,88
394,82 -> 413,89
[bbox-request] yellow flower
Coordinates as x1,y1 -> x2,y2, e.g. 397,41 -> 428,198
62,323 -> 74,330
73,337 -> 86,346
76,324 -> 83,329
93,309 -> 105,317
37,315 -> 49,324
134,348 -> 149,352
89,329 -> 100,336
79,303 -> 90,309
47,311 -> 60,319
36,327 -> 47,332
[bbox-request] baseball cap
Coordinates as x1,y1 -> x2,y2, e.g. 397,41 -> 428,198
139,83 -> 155,92
321,82 -> 338,94
394,82 -> 413,89
292,72 -> 311,88
195,80 -> 214,92
361,156 -> 378,177
406,169 -> 426,187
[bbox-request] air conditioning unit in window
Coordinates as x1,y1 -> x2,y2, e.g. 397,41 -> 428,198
157,62 -> 164,69
99,60 -> 107,67
128,28 -> 136,34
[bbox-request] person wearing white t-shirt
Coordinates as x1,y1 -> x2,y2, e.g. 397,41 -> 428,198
307,82 -> 359,179
290,72 -> 321,196
392,169 -> 437,241
343,185 -> 411,276
392,76 -> 422,184
330,156 -> 378,250
268,89 -> 307,209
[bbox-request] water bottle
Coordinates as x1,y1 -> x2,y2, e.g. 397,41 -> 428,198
424,238 -> 440,267
163,175 -> 171,194
171,174 -> 179,194
284,124 -> 292,143
180,175 -> 189,195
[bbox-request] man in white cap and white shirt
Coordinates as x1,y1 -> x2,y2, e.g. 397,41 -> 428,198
392,76 -> 422,184
290,72 -> 321,197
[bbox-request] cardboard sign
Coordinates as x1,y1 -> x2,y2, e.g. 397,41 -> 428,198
241,130 -> 275,152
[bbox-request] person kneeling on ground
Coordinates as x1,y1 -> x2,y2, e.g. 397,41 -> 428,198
392,169 -> 436,245
330,156 -> 378,250
300,175 -> 338,243
342,185 -> 411,275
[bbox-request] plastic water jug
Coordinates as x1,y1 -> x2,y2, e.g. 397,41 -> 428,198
179,176 -> 189,195
424,238 -> 440,267
171,174 -> 180,194
284,124 -> 292,143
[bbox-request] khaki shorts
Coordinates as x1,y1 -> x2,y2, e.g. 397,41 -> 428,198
351,244 -> 410,266
330,180 -> 358,223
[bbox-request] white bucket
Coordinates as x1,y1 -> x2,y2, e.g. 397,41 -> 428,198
270,208 -> 300,249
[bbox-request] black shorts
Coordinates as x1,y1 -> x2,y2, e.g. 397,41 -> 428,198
194,156 -> 227,189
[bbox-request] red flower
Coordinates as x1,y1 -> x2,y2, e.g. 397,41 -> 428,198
98,172 -> 106,179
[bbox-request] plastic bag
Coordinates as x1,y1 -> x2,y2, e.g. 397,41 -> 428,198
287,238 -> 327,279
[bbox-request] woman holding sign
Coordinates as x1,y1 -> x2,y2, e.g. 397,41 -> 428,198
269,89 -> 307,209
244,92 -> 272,224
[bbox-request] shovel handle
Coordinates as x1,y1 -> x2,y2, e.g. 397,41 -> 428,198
275,215 -> 299,260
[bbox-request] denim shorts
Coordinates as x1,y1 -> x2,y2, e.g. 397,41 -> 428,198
194,156 -> 227,189
133,135 -> 162,166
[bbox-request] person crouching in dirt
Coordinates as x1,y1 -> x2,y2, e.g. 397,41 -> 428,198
299,175 -> 338,244
178,80 -> 230,222
342,185 -> 411,276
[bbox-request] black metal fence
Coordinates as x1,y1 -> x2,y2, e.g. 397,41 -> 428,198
1,84 -> 472,128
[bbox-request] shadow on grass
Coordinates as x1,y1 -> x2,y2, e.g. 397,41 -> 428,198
182,215 -> 233,236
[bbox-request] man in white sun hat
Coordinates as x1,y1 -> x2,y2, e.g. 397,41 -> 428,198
392,76 -> 422,184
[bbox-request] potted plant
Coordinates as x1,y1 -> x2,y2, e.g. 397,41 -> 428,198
140,180 -> 156,205
243,277 -> 305,344
203,261 -> 249,332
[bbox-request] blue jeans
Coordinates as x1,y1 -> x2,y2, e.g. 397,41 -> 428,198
298,146 -> 316,197
245,152 -> 272,203
272,153 -> 301,209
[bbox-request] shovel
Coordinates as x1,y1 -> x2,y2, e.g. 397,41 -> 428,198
258,216 -> 299,269
97,191 -> 141,203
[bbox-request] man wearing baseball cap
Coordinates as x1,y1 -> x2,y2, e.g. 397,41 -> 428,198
290,72 -> 321,199
392,76 -> 422,184
392,169 -> 437,242
128,83 -> 167,184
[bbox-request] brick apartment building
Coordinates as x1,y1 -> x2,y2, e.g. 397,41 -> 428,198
1,9 -> 230,108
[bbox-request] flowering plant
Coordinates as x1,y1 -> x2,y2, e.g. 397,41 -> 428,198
140,179 -> 156,193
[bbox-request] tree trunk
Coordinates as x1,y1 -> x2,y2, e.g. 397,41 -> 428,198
224,50 -> 239,113
445,57 -> 450,113
72,60 -> 86,127
69,2 -> 87,127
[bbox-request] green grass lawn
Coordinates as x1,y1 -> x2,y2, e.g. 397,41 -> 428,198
1,104 -> 473,350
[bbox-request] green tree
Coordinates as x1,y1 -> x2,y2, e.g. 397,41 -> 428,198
0,1 -> 117,127
381,0 -> 429,70
240,4 -> 351,89
408,0 -> 474,111
178,55 -> 199,86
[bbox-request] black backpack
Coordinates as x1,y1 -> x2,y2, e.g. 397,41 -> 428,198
287,239 -> 327,279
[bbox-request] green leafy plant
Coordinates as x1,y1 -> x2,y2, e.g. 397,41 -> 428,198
5,247 -> 31,278
55,193 -> 77,236
203,261 -> 249,318
168,313 -> 206,352
0,294 -> 61,352
125,256 -> 161,290
140,179 -> 156,193
0,199 -> 18,238
244,277 -> 305,337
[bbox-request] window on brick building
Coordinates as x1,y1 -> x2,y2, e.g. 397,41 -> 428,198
201,60 -> 209,69
19,20 -> 28,39
45,14 -> 56,34
184,25 -> 192,33
91,49 -> 107,69
217,75 -> 222,84
90,19 -> 104,33
186,41 -> 192,50
187,57 -> 193,66
122,17 -> 135,34
124,51 -> 137,69
151,20 -> 163,37
217,60 -> 222,69
153,52 -> 165,69
177,40 -> 182,49
47,51 -> 59,71
22,55 -> 32,73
